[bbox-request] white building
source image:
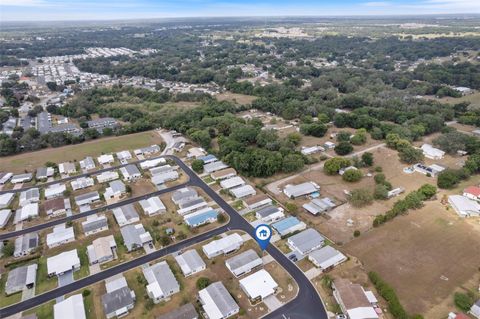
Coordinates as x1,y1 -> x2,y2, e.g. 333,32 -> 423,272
59,162 -> 76,175
54,294 -> 86,319
71,177 -> 94,191
175,249 -> 206,277
0,192 -> 15,209
19,188 -> 40,207
143,261 -> 180,303
112,204 -> 140,226
46,224 -> 75,248
308,246 -> 347,271
47,249 -> 80,276
301,145 -> 324,155
97,154 -> 115,166
0,209 -> 12,228
225,249 -> 262,278
96,171 -> 119,183
116,150 -> 132,162
239,269 -> 278,302
139,196 -> 166,216
448,195 -> 480,217
198,282 -> 239,319
202,233 -> 243,259
44,183 -> 66,199
79,157 -> 96,170
16,203 -> 39,223
421,144 -> 445,160
120,164 -> 141,181
230,185 -> 256,199
283,182 -> 320,198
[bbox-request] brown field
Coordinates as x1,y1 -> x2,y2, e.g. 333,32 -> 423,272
216,92 -> 257,105
0,130 -> 164,173
343,202 -> 480,317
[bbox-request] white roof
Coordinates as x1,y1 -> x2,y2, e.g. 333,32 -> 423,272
47,249 -> 80,275
96,171 -> 119,182
364,291 -> 378,304
45,183 -> 66,198
347,307 -> 379,319
18,203 -> 39,221
0,209 -> 12,227
46,224 -> 75,247
54,294 -> 86,319
0,193 -> 15,208
449,195 -> 480,216
203,233 -> 243,257
220,176 -> 245,189
98,154 -> 114,164
139,196 -> 165,215
230,185 -> 256,198
421,144 -> 445,157
239,269 -> 278,299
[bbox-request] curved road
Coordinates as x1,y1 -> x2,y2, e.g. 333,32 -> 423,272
0,155 -> 328,319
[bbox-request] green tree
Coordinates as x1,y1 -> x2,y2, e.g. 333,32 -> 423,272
374,184 -> 389,200
324,157 -> 351,175
398,146 -> 423,164
334,142 -> 353,155
342,169 -> 363,182
349,189 -> 374,207
190,130 -> 212,150
282,154 -> 305,173
361,152 -> 374,166
191,159 -> 204,173
454,292 -> 474,312
1,241 -> 14,256
437,169 -> 462,189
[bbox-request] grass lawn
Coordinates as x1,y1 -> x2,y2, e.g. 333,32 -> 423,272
74,245 -> 90,280
36,256 -> 58,294
231,200 -> 245,210
24,300 -> 54,319
202,176 -> 215,184
0,130 -> 164,173
83,289 -> 95,319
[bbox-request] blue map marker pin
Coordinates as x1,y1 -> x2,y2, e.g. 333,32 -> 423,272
254,224 -> 272,251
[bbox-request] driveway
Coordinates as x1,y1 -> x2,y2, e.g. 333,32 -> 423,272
58,270 -> 74,287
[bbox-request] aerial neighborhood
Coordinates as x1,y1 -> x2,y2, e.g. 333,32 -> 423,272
1,11 -> 480,319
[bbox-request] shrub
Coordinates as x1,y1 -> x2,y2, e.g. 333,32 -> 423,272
342,169 -> 363,182
353,230 -> 361,237
368,271 -> 410,319
454,292 -> 474,312
361,152 -> 374,166
324,157 -> 351,175
374,173 -> 386,184
374,184 -> 389,200
82,289 -> 91,297
334,141 -> 353,155
349,189 -> 373,208
196,277 -> 211,290
191,159 -> 204,173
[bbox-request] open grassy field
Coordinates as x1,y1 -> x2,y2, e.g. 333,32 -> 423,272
343,201 -> 480,317
423,91 -> 480,108
216,92 -> 257,105
0,130 -> 164,173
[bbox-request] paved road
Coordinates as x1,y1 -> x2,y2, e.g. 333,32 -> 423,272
267,143 -> 386,194
0,153 -> 167,195
0,155 -> 328,319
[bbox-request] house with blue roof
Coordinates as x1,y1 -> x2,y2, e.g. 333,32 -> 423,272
271,216 -> 307,237
198,154 -> 218,164
185,210 -> 219,228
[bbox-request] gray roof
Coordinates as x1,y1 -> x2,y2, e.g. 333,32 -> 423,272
102,286 -> 134,316
172,187 -> 198,204
120,224 -> 150,251
309,246 -> 343,264
113,204 -> 139,222
36,112 -> 51,133
14,233 -> 39,255
35,167 -> 48,179
156,303 -> 198,319
109,180 -> 126,193
288,229 -> 325,254
179,197 -> 205,209
225,249 -> 260,271
175,249 -> 205,274
256,205 -> 280,218
143,261 -> 179,295
82,215 -> 108,233
81,157 -> 95,167
88,117 -> 117,127
123,164 -> 140,176
201,282 -> 238,317
75,191 -> 100,203
20,188 -> 39,202
5,264 -> 37,295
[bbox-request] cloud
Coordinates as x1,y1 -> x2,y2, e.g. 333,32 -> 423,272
362,1 -> 392,7
0,0 -> 49,6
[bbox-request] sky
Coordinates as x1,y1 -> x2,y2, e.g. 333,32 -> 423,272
0,0 -> 479,21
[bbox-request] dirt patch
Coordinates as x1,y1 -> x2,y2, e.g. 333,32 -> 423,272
217,92 -> 257,105
343,202 -> 480,316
